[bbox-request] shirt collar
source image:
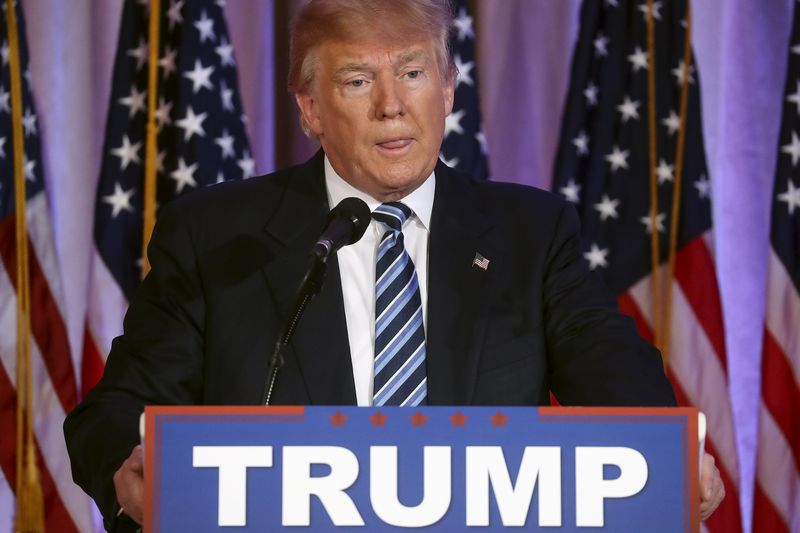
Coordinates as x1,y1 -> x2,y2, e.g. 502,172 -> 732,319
323,155 -> 435,230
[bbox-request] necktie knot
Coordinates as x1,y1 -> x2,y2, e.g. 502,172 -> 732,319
372,202 -> 412,232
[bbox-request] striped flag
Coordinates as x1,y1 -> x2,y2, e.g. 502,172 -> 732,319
0,1 -> 95,531
440,0 -> 489,180
552,1 -> 742,531
752,2 -> 800,530
82,0 -> 252,397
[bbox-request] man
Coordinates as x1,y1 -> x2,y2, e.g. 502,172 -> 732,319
64,0 -> 725,530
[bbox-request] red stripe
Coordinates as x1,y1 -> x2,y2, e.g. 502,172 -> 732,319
760,327 -> 800,471
673,237 -> 727,370
752,484 -> 790,533
0,365 -> 80,532
81,323 -> 105,399
618,292 -> 655,344
668,370 -> 743,533
0,215 -> 78,412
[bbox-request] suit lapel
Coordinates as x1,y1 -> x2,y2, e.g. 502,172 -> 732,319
259,151 -> 356,405
426,163 -> 497,405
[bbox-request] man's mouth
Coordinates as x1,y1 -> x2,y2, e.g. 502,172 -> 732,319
376,138 -> 413,150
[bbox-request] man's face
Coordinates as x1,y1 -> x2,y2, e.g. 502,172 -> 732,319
296,38 -> 455,202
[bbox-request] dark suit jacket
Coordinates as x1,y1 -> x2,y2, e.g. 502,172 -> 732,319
64,151 -> 675,530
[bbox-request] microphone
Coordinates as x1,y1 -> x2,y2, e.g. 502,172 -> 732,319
260,196 -> 370,405
312,197 -> 371,260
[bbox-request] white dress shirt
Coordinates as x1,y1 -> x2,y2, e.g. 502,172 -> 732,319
324,156 -> 434,406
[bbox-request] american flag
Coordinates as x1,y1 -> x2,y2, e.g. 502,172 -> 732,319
0,1 -> 95,531
552,1 -> 742,531
753,2 -> 800,530
82,0 -> 252,398
440,0 -> 489,180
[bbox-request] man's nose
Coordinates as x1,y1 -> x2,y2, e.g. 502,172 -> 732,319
373,78 -> 405,120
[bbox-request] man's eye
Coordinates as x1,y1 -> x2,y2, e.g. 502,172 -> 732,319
349,79 -> 366,87
406,70 -> 421,79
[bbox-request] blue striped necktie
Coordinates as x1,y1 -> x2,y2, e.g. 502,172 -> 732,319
372,202 -> 427,406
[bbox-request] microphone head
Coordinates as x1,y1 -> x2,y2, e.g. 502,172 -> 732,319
330,197 -> 371,245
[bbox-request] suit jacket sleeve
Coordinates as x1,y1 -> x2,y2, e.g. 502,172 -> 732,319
64,199 -> 205,530
542,200 -> 676,406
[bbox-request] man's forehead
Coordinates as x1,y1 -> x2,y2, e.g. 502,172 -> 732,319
323,40 -> 434,71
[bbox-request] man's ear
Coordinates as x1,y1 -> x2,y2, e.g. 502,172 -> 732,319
443,67 -> 456,116
295,91 -> 323,137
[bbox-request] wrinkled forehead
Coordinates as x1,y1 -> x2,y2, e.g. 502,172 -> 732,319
319,39 -> 437,74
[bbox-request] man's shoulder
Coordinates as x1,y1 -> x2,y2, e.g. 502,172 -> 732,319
161,155 -> 321,226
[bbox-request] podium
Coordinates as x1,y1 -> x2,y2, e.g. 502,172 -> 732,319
143,406 -> 700,532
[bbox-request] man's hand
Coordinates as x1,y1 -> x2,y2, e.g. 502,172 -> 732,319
113,445 -> 144,525
700,452 -> 725,520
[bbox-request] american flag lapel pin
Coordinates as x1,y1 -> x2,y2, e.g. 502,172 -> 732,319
472,252 -> 490,271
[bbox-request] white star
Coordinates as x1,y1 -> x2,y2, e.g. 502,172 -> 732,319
787,81 -> 800,115
605,146 -> 630,172
584,82 -> 599,107
214,129 -> 236,159
23,155 -> 35,182
792,42 -> 800,56
167,0 -> 184,31
102,182 -> 136,218
220,80 -> 234,111
170,157 -> 198,193
638,1 -> 662,21
216,171 -> 225,184
475,131 -> 488,154
156,150 -> 166,173
584,244 -> 610,270
440,153 -> 460,168
594,194 -> 620,221
0,85 -> 9,113
159,46 -> 178,78
662,110 -> 681,136
23,68 -> 32,85
176,106 -> 207,141
118,85 -> 147,118
606,0 -> 619,6
1,41 -> 8,66
593,33 -> 609,57
572,130 -> 589,156
778,179 -> 800,215
559,178 -> 581,204
237,150 -> 256,179
127,38 -> 148,71
672,60 -> 696,86
183,59 -> 215,94
194,10 -> 216,43
782,131 -> 800,166
22,108 -> 37,136
444,108 -> 466,139
617,96 -> 640,122
454,54 -> 474,87
628,46 -> 648,72
215,0 -> 226,7
154,96 -> 172,129
640,212 -> 666,234
215,36 -> 235,67
111,134 -> 142,170
695,176 -> 711,199
0,136 -> 5,158
656,158 -> 674,184
452,7 -> 474,41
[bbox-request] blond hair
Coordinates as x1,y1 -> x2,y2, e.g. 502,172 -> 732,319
288,0 -> 455,96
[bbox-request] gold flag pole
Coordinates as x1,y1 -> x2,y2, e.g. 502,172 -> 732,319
644,0 -> 664,361
141,0 -> 161,277
6,0 -> 44,530
663,2 -> 695,365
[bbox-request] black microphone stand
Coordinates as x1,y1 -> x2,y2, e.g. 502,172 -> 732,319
260,255 -> 327,405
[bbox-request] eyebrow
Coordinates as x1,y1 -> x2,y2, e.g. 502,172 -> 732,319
332,49 -> 429,80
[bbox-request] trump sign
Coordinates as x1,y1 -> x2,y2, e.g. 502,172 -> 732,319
144,406 -> 700,532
